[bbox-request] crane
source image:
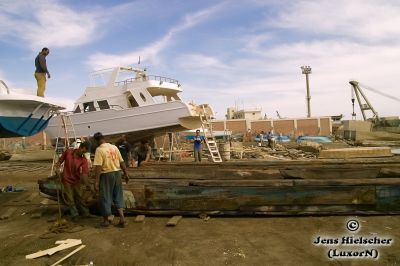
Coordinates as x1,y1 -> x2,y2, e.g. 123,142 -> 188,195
349,80 -> 400,121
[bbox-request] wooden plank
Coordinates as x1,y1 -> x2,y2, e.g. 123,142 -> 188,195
0,207 -> 17,220
240,204 -> 375,213
26,239 -> 82,259
50,245 -> 86,266
122,209 -> 400,216
166,216 -> 182,226
293,178 -> 400,187
280,168 -> 380,179
134,215 -> 145,223
141,185 -> 376,211
187,180 -> 294,187
376,186 -> 400,211
319,147 -> 393,159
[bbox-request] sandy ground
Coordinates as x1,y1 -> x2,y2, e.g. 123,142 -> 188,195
0,151 -> 399,266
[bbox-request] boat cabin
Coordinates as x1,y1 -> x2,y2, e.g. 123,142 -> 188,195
73,67 -> 183,113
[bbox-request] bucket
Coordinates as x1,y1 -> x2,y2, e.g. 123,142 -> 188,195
218,142 -> 231,161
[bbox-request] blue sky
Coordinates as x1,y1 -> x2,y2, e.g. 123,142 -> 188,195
1,0 -> 399,119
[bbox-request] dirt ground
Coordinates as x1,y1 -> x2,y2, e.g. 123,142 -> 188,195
1,151 -> 400,266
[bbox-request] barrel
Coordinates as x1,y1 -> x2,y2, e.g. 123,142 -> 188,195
218,142 -> 231,161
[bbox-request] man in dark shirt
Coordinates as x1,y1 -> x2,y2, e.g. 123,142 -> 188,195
132,140 -> 151,167
56,141 -> 91,220
116,135 -> 132,167
34,47 -> 51,97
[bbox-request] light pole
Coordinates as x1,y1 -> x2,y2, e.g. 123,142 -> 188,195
301,65 -> 312,118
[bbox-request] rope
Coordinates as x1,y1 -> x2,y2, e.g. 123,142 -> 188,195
359,83 -> 400,102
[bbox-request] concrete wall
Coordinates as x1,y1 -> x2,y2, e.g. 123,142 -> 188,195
343,120 -> 372,132
297,119 -> 319,135
212,117 -> 332,137
0,132 -> 46,151
225,120 -> 247,134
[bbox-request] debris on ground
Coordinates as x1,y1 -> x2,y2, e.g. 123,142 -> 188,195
166,215 -> 182,226
26,239 -> 82,259
199,213 -> 210,221
237,143 -> 318,160
134,215 -> 145,223
0,150 -> 12,161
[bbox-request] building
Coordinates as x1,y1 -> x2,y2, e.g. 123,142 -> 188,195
226,107 -> 262,120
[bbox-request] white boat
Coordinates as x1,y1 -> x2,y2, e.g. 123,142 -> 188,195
0,80 -> 65,138
45,66 -> 214,142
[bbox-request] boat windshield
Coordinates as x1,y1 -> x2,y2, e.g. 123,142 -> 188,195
115,75 -> 179,86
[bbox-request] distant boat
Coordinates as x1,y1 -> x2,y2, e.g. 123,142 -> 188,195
0,80 -> 65,138
45,66 -> 214,142
296,136 -> 332,143
255,134 -> 291,143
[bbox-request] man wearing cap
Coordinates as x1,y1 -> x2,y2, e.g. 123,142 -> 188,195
55,141 -> 91,220
192,129 -> 205,162
93,132 -> 129,227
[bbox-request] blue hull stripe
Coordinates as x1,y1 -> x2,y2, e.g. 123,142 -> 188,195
0,116 -> 51,138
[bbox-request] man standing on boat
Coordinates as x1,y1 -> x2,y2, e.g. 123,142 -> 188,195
93,132 -> 129,228
193,129 -> 205,162
34,47 -> 51,97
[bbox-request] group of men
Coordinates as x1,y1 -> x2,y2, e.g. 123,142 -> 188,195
258,131 -> 274,148
116,135 -> 151,167
56,132 -> 131,228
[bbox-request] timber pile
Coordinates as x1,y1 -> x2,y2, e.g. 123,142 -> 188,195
39,158 -> 400,216
238,143 -> 317,160
120,159 -> 400,216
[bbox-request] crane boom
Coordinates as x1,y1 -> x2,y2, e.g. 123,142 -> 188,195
349,81 -> 379,121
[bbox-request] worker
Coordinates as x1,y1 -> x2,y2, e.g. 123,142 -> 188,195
55,141 -> 91,220
132,140 -> 151,167
260,131 -> 265,146
266,131 -> 273,149
192,129 -> 205,162
93,132 -> 129,228
116,135 -> 132,167
34,47 -> 51,97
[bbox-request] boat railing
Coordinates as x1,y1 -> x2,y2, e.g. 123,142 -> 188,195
115,75 -> 179,86
0,80 -> 10,95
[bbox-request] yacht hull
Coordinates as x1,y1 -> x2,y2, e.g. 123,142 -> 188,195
45,101 -> 202,141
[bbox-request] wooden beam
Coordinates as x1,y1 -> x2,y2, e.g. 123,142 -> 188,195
166,216 -> 182,226
50,245 -> 86,266
26,239 -> 82,259
134,215 -> 145,223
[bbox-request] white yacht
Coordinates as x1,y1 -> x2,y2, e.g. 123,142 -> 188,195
0,80 -> 65,138
45,66 -> 214,142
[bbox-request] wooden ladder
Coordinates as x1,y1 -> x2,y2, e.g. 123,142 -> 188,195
200,115 -> 222,163
50,112 -> 77,175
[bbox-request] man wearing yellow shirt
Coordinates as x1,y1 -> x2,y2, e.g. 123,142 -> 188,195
93,132 -> 129,228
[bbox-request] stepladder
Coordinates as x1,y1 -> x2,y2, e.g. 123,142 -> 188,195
200,116 -> 222,163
